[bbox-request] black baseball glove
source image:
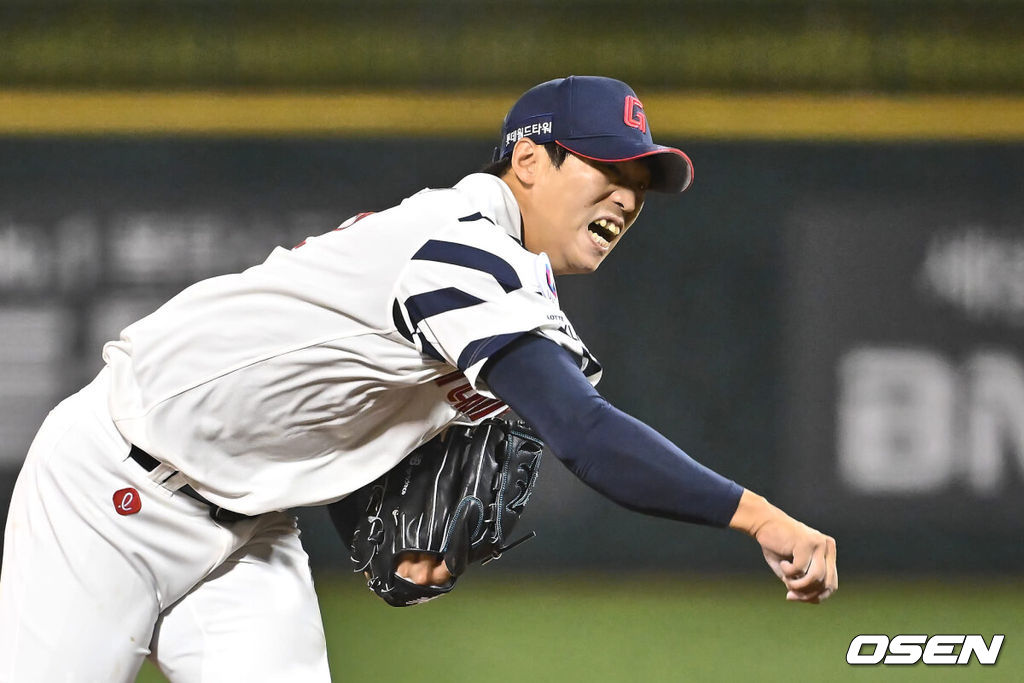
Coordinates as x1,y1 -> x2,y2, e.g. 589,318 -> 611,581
328,416 -> 544,606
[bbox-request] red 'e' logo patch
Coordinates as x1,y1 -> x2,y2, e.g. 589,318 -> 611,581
113,488 -> 142,516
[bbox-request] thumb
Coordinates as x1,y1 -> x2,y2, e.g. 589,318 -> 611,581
761,548 -> 786,581
754,517 -> 800,582
443,508 -> 475,577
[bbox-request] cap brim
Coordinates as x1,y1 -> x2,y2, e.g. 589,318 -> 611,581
556,140 -> 694,193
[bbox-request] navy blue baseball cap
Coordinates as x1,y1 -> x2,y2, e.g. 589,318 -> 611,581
494,76 -> 693,193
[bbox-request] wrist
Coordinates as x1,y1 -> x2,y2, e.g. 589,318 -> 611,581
727,489 -> 776,537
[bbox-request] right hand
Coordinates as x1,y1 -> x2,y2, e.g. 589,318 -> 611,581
729,490 -> 838,603
394,552 -> 454,587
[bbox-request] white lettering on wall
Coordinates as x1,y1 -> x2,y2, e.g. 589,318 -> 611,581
965,352 -> 1024,494
920,227 -> 1024,327
838,347 -> 1024,495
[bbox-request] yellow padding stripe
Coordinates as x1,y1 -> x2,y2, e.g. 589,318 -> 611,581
1,90 -> 1023,140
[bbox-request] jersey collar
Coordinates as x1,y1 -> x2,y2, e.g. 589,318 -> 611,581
453,173 -> 524,245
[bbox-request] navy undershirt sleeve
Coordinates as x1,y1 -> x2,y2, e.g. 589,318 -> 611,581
481,334 -> 744,527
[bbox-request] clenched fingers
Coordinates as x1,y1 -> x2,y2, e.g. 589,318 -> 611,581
785,535 -> 838,602
394,551 -> 453,586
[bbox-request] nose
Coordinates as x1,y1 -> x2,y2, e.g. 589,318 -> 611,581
610,185 -> 638,214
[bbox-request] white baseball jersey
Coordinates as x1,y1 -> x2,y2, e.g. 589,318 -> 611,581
102,173 -> 601,515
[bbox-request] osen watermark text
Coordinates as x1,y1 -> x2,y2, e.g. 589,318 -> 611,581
847,634 -> 1003,665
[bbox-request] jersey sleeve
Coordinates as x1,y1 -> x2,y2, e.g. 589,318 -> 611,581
392,220 -> 602,392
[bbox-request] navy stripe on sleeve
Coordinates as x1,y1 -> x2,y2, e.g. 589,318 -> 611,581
392,300 -> 413,342
404,287 -> 484,329
457,212 -> 495,225
456,331 -> 526,371
412,240 -> 521,293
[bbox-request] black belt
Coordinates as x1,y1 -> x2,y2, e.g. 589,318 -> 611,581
128,444 -> 251,523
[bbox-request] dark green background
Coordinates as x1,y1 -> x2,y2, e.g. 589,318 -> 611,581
1,137 -> 1021,573
1,0 -> 1022,92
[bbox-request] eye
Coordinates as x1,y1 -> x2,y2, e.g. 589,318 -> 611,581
593,159 -> 648,194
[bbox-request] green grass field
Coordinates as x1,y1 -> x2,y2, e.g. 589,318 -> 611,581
137,573 -> 1022,682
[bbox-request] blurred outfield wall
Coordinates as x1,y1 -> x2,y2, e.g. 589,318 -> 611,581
0,0 -> 1022,575
0,133 -> 1021,573
0,0 -> 1022,92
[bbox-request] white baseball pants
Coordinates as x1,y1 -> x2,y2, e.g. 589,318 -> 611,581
0,369 -> 331,682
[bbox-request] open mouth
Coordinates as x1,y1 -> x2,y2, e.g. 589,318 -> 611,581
587,218 -> 620,248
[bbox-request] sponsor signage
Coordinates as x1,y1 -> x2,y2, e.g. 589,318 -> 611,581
784,197 -> 1024,528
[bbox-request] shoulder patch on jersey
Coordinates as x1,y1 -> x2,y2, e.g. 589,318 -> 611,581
534,253 -> 558,303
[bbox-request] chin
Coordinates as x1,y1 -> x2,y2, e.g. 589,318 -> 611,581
565,259 -> 603,275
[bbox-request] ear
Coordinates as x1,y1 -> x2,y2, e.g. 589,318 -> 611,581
509,138 -> 542,187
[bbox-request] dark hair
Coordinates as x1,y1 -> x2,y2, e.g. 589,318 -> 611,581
480,142 -> 569,177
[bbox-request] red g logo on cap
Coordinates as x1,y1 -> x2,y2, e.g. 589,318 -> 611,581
113,487 -> 142,516
623,95 -> 647,133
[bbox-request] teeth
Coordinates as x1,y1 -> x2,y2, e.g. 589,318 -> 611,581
589,231 -> 610,248
594,218 -> 620,236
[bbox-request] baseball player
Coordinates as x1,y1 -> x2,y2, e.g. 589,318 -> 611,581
0,76 -> 837,682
